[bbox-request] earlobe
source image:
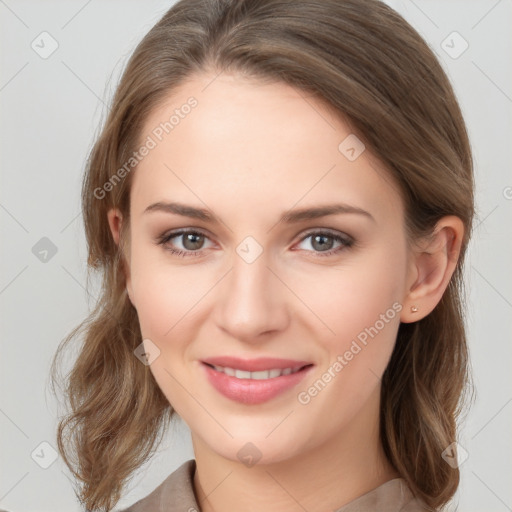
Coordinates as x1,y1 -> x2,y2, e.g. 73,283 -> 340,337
401,216 -> 464,323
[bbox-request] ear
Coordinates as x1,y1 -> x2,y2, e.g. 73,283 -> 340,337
107,208 -> 134,305
400,216 -> 464,323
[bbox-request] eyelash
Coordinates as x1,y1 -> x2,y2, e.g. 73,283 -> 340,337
156,228 -> 354,259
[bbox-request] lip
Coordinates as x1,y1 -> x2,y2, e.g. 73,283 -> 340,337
201,357 -> 314,405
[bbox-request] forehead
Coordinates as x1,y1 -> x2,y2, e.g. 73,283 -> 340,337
130,73 -> 403,225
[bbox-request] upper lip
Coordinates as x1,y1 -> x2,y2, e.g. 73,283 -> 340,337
202,356 -> 312,372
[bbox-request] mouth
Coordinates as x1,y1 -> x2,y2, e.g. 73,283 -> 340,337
204,363 -> 307,379
200,357 -> 314,404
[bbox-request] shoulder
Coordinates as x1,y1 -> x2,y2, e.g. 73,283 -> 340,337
335,478 -> 435,512
396,480 -> 435,512
118,459 -> 198,512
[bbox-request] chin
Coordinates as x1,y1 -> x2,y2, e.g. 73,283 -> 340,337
193,419 -> 314,467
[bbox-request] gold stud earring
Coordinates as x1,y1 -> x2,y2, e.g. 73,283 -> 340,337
410,305 -> 419,313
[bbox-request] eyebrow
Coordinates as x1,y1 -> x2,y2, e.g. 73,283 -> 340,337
143,201 -> 375,224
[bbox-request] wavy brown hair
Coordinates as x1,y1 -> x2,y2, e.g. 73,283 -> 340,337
50,0 -> 475,510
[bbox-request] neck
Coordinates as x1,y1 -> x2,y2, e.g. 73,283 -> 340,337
191,389 -> 399,512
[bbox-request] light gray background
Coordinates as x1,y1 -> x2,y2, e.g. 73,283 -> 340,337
0,1 -> 511,511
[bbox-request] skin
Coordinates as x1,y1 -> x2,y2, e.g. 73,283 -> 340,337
108,72 -> 464,512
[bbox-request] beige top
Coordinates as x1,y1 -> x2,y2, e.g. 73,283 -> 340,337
119,459 -> 431,512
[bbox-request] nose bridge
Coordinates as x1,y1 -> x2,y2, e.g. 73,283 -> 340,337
214,242 -> 288,341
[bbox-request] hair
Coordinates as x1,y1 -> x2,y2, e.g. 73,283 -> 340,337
50,1 -> 475,511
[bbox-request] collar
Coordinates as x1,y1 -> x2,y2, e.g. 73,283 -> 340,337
122,459 -> 430,512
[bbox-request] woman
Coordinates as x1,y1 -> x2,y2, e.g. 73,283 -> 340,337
51,0 -> 474,511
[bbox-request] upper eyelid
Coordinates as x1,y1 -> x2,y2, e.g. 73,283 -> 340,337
160,227 -> 352,247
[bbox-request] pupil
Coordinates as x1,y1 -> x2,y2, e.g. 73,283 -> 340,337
180,233 -> 335,252
184,233 -> 203,250
313,235 -> 333,251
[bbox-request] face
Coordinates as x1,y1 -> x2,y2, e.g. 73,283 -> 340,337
116,72 -> 416,465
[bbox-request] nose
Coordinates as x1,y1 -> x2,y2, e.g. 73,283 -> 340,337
213,249 -> 290,344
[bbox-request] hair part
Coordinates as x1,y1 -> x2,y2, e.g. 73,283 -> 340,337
51,1 -> 474,510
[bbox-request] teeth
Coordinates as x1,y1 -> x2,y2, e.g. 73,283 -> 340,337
211,365 -> 302,379
223,367 -> 236,377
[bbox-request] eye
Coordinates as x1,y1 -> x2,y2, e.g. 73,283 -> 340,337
157,228 -> 354,258
157,229 -> 214,257
294,230 -> 354,257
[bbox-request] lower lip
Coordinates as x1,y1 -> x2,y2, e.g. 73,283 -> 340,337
202,363 -> 312,405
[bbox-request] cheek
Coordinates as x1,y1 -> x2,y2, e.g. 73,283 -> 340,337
128,243 -> 209,338
301,246 -> 405,343
128,248 -> 204,413
292,264 -> 404,428
298,241 -> 407,397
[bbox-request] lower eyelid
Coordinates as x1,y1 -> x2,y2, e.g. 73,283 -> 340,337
294,234 -> 352,254
158,230 -> 353,255
163,231 -> 214,250
298,231 -> 352,245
